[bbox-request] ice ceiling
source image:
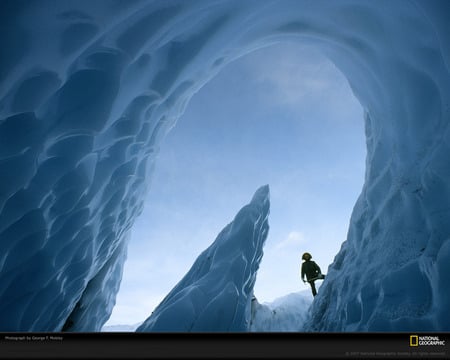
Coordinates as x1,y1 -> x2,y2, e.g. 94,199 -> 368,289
0,0 -> 449,331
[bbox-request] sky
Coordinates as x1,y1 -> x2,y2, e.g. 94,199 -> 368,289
104,42 -> 366,326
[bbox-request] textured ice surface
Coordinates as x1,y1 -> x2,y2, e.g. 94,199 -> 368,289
250,291 -> 312,332
137,185 -> 269,331
102,322 -> 142,332
0,0 -> 449,331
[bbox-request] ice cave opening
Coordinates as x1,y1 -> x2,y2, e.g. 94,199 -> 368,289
105,41 -> 366,328
1,0 -> 449,332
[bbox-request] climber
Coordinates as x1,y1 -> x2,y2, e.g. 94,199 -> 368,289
300,252 -> 325,297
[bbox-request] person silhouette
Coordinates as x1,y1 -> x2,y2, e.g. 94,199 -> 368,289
300,252 -> 325,296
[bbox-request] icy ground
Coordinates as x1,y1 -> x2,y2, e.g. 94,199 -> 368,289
0,0 -> 449,331
102,322 -> 142,332
249,291 -> 314,332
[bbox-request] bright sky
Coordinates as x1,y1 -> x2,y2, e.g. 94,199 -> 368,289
105,42 -> 366,326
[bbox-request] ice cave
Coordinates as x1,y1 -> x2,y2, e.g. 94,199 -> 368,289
0,0 -> 449,332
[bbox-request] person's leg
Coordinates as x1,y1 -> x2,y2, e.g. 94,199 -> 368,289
310,281 -> 317,296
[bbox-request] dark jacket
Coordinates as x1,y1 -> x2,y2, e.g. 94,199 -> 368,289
301,260 -> 321,281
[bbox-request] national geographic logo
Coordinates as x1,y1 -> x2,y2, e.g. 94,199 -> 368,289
410,335 -> 446,347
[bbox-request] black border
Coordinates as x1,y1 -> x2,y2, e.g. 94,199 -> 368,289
1,332 -> 449,359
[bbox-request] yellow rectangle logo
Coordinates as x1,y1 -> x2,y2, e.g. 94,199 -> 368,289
410,335 -> 419,347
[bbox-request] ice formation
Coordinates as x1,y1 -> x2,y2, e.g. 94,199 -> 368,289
249,291 -> 313,332
137,185 -> 269,331
0,0 -> 449,331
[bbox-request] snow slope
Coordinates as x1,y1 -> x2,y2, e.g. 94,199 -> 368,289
250,291 -> 313,332
102,322 -> 142,332
0,0 -> 449,331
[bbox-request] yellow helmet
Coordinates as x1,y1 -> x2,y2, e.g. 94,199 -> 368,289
302,252 -> 312,260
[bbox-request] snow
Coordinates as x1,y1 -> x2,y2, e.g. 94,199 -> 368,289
250,291 -> 313,332
102,322 -> 142,332
0,0 -> 449,331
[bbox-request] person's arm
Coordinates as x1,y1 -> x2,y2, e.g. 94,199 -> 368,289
301,264 -> 306,282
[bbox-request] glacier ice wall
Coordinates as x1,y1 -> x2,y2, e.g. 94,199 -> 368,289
0,0 -> 449,331
137,185 -> 269,332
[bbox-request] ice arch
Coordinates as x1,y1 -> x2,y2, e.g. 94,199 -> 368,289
0,0 -> 449,331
